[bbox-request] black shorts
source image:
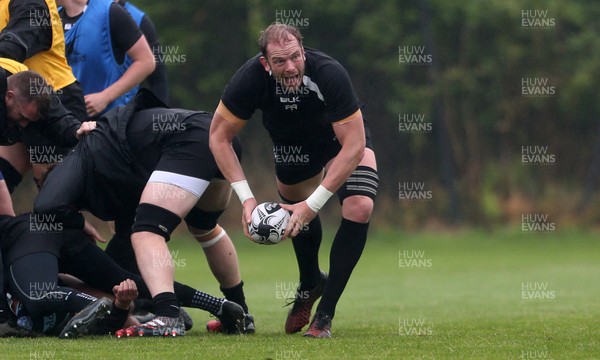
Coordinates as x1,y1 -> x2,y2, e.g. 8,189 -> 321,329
127,109 -> 242,181
153,130 -> 241,181
275,124 -> 374,185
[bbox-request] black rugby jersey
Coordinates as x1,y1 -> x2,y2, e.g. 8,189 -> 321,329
221,47 -> 361,143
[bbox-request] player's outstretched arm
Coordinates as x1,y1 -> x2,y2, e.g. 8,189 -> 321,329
209,105 -> 256,238
209,108 -> 247,184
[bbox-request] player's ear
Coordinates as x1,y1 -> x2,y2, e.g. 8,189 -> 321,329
259,56 -> 270,72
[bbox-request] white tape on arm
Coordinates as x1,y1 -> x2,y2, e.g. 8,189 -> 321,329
231,180 -> 255,204
305,185 -> 334,212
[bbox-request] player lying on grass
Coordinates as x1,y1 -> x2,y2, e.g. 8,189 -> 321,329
0,185 -> 246,337
34,89 -> 253,336
0,171 -> 133,337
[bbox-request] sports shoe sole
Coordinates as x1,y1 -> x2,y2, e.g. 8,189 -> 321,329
59,298 -> 112,339
303,330 -> 332,338
118,317 -> 186,338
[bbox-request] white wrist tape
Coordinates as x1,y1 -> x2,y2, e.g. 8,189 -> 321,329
305,185 -> 334,212
231,180 -> 254,204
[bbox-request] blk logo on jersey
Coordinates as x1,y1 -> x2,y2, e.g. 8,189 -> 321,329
280,96 -> 301,111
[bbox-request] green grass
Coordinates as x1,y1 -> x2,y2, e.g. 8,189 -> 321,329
1,228 -> 599,359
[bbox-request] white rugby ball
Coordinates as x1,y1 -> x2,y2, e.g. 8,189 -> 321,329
248,202 -> 290,245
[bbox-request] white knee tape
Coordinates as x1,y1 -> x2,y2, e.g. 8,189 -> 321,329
197,228 -> 226,248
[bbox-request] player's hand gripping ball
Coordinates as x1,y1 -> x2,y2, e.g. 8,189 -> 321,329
248,202 -> 290,244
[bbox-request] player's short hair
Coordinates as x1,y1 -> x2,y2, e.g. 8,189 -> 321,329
259,23 -> 303,56
7,70 -> 52,116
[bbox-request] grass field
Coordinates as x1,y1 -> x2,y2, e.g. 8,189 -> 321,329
1,227 -> 598,359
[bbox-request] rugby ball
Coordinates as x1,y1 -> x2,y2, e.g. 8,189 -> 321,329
248,202 -> 290,244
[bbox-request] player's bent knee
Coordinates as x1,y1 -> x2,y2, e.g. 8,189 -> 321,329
184,207 -> 224,230
338,165 -> 378,223
131,203 -> 181,242
189,224 -> 227,248
342,195 -> 374,223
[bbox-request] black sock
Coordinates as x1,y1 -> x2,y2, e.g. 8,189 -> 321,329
220,281 -> 248,313
317,218 -> 369,318
291,215 -> 323,290
174,282 -> 224,316
153,292 -> 180,318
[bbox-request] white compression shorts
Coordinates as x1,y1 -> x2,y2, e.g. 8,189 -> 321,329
148,170 -> 210,199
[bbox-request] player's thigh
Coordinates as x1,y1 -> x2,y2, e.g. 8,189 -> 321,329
142,134 -> 218,216
194,179 -> 232,212
34,148 -> 87,212
139,181 -> 202,218
359,148 -> 377,170
325,147 -> 377,172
